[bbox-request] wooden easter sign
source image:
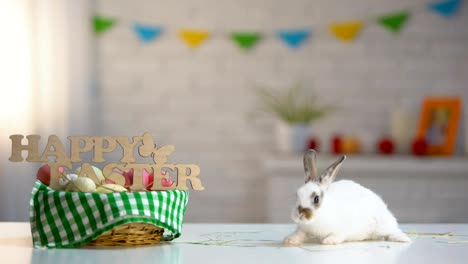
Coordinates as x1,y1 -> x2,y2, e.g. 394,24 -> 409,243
8,132 -> 204,191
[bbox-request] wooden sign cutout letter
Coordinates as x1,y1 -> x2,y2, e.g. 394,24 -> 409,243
9,132 -> 204,191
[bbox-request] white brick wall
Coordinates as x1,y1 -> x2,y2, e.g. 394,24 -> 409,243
95,0 -> 468,222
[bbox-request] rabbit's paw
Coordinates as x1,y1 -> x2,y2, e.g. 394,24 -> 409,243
321,235 -> 344,245
284,235 -> 304,246
387,231 -> 411,243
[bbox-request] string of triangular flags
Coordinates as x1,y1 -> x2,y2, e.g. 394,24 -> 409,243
93,0 -> 463,50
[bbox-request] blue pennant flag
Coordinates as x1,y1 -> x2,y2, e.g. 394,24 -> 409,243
429,0 -> 463,18
133,23 -> 162,43
277,30 -> 311,49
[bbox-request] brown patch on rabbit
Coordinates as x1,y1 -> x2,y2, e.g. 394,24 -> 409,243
297,205 -> 313,219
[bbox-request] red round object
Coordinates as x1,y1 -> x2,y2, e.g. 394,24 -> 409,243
411,138 -> 428,156
331,135 -> 342,154
377,137 -> 394,155
36,164 -> 51,186
308,137 -> 319,151
122,168 -> 134,186
146,172 -> 155,190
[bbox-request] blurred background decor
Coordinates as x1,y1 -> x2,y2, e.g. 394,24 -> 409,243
416,97 -> 461,155
1,0 -> 468,224
230,32 -> 262,51
256,84 -> 329,153
0,0 -> 92,221
91,0 -> 462,47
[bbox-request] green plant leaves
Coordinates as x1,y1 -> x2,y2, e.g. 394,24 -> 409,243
256,84 -> 330,124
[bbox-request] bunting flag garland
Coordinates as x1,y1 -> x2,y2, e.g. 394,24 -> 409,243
230,32 -> 262,50
277,30 -> 310,48
429,0 -> 462,18
93,16 -> 115,34
93,1 -> 464,49
377,11 -> 411,33
179,30 -> 210,48
329,21 -> 363,42
133,24 -> 162,43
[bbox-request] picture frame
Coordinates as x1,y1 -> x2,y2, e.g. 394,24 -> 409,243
416,97 -> 461,155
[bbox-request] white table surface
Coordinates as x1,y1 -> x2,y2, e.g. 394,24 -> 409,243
2,223 -> 468,264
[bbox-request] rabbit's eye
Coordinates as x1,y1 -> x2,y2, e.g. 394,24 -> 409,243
313,196 -> 320,204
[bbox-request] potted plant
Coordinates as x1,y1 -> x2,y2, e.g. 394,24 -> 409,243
256,83 -> 330,154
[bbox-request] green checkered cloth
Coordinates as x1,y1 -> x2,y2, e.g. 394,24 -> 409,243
29,180 -> 189,248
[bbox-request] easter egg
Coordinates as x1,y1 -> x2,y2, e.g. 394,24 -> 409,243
106,168 -> 133,187
143,169 -> 154,187
57,174 -> 79,190
36,164 -> 51,186
103,179 -> 115,184
122,168 -> 134,186
75,165 -> 105,183
96,184 -> 128,194
147,171 -> 170,191
36,164 -> 65,186
66,177 -> 96,192
145,173 -> 155,190
161,177 -> 174,187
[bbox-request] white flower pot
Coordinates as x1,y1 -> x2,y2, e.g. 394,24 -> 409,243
276,121 -> 310,154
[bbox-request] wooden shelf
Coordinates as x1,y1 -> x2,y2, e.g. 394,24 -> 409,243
263,154 -> 468,174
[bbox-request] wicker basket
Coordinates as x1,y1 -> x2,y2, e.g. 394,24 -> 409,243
86,223 -> 164,246
30,181 -> 189,248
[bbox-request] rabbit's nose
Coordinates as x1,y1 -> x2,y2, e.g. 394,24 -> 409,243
298,206 -> 312,219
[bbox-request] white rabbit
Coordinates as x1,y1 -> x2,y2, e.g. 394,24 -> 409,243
284,149 -> 410,246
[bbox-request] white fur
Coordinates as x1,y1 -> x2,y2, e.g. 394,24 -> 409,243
284,152 -> 410,246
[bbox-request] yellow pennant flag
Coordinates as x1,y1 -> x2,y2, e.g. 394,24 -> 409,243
179,30 -> 209,48
329,21 -> 363,42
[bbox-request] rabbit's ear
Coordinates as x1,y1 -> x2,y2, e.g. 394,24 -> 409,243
318,155 -> 346,188
303,149 -> 318,183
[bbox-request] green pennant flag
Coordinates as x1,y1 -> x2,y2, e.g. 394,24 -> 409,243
230,32 -> 262,50
377,11 -> 410,33
93,16 -> 116,34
